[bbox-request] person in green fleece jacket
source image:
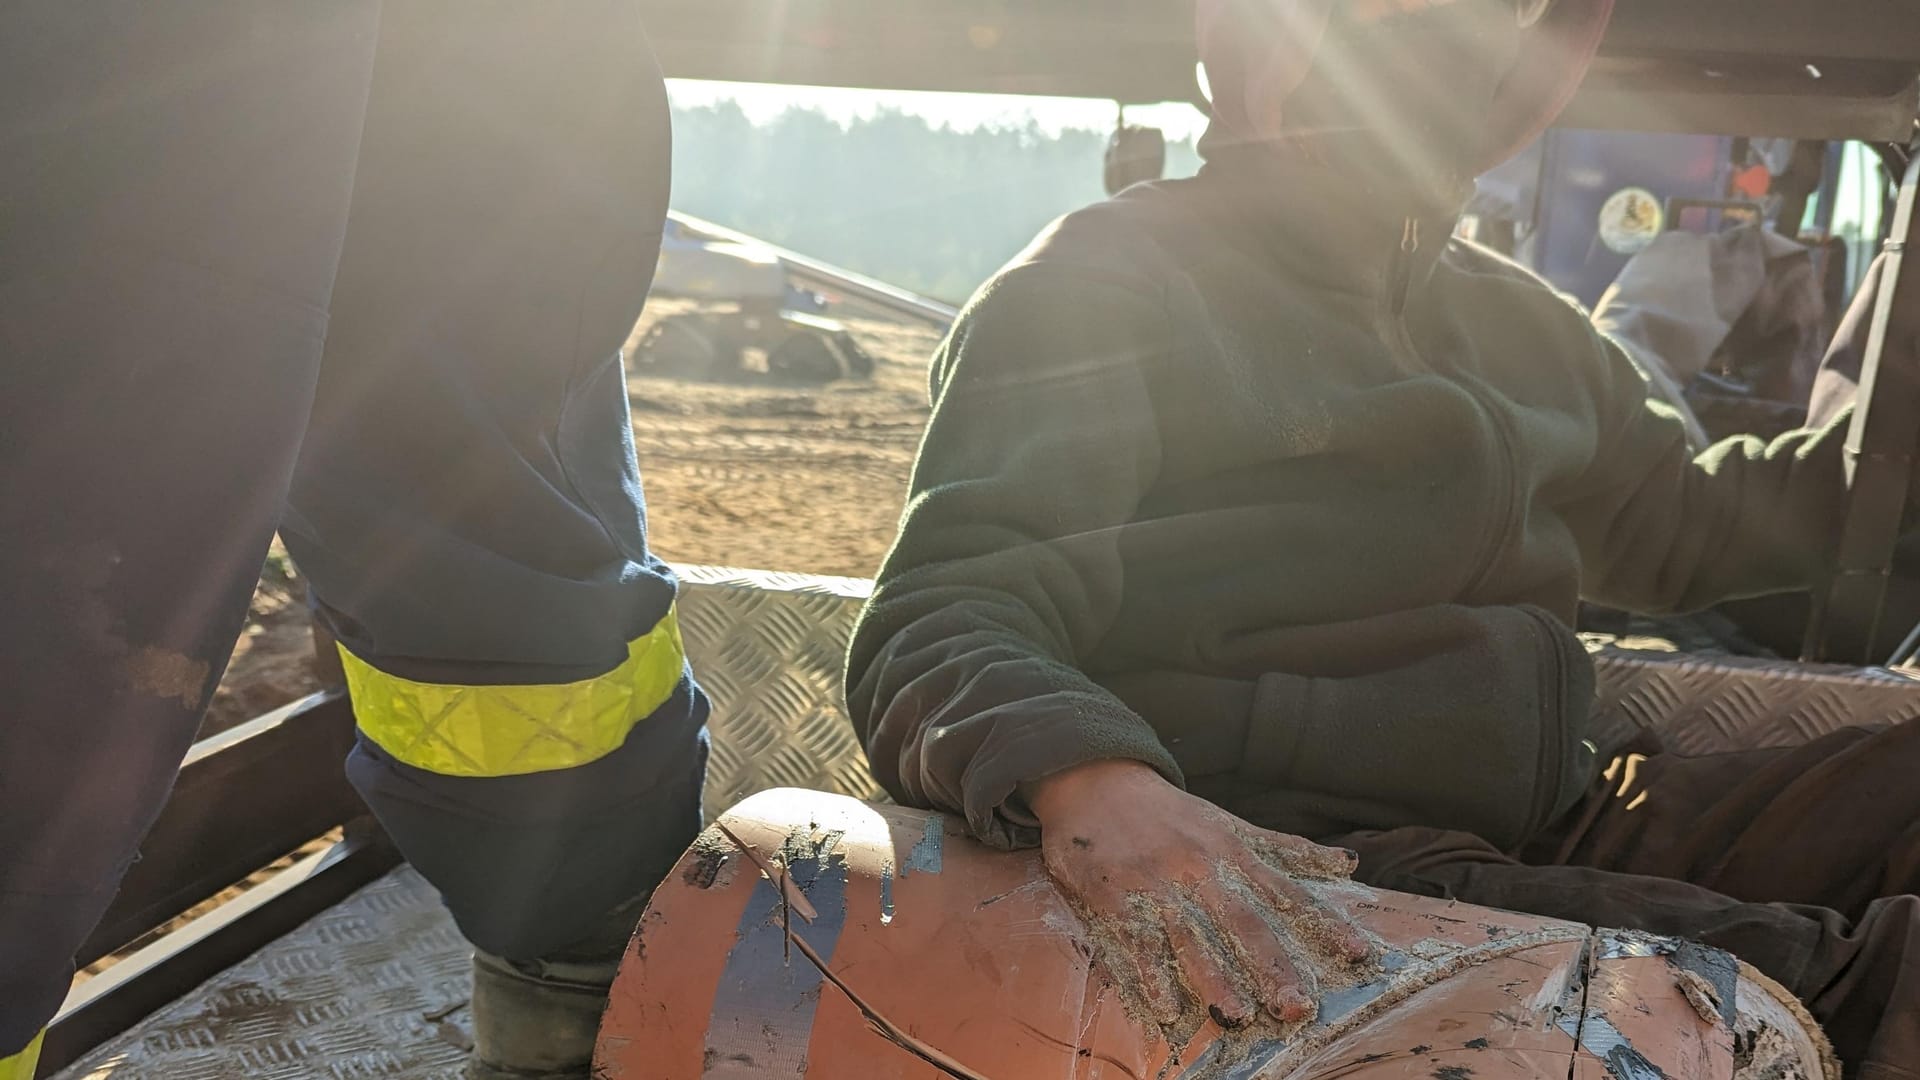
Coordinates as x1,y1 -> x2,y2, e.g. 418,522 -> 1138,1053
845,1 -> 1920,1074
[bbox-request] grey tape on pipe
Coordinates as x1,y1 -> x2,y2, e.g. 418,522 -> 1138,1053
701,848 -> 850,1078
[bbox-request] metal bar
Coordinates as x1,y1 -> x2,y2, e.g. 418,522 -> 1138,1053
637,0 -> 1920,87
1555,69 -> 1920,144
39,827 -> 402,1078
74,691 -> 364,968
1806,148 -> 1920,663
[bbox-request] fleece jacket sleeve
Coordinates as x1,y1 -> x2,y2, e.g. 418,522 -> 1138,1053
1565,331 -> 1851,616
844,266 -> 1183,850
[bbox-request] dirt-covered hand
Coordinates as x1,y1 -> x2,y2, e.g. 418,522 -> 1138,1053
1027,760 -> 1372,1030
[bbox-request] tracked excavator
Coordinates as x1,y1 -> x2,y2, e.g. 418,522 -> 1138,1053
636,215 -> 882,384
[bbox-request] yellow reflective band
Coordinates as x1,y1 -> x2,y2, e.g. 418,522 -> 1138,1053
340,608 -> 686,778
0,1030 -> 44,1080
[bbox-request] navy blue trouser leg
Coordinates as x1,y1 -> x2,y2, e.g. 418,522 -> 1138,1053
0,2 -> 382,1054
282,1 -> 706,963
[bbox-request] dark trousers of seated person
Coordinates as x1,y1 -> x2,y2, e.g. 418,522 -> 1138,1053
1332,719 -> 1920,1080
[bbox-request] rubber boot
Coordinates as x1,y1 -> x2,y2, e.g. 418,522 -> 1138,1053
467,892 -> 649,1080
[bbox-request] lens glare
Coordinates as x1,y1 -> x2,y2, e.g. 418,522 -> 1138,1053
1514,0 -> 1554,27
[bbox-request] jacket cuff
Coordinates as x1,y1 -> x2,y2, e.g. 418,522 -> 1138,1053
964,707 -> 1184,850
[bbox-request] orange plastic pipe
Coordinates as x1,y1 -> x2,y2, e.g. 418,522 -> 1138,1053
597,789 -> 1835,1079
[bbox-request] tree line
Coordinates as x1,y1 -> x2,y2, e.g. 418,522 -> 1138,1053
668,101 -> 1201,305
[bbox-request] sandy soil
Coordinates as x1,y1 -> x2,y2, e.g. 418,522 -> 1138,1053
202,540 -> 327,736
202,301 -> 939,734
624,300 -> 941,578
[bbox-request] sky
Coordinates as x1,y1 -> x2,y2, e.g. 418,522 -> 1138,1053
665,79 -> 1211,141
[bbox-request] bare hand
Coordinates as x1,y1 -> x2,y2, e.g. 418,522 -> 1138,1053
1028,760 -> 1372,1030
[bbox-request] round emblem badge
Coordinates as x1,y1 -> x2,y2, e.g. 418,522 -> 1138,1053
1598,186 -> 1665,255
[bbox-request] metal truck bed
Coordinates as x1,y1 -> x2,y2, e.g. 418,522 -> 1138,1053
48,568 -> 1920,1077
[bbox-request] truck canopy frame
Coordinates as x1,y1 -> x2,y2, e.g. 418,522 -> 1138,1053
639,0 -> 1920,142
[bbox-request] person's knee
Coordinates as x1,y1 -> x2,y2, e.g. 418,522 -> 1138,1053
343,707 -> 707,961
1792,894 -> 1920,1074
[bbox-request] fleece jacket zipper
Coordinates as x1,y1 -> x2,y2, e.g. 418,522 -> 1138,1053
1387,214 -> 1574,836
1383,218 -> 1423,360
1386,214 -> 1524,600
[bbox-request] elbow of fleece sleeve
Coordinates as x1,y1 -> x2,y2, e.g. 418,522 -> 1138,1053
861,620 -> 1183,850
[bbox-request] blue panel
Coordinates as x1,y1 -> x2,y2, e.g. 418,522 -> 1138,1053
1526,129 -> 1733,308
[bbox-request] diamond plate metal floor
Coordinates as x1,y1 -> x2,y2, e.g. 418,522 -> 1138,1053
675,565 -> 884,814
56,868 -> 473,1080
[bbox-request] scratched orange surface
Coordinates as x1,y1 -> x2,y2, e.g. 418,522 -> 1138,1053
596,789 -> 1830,1080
